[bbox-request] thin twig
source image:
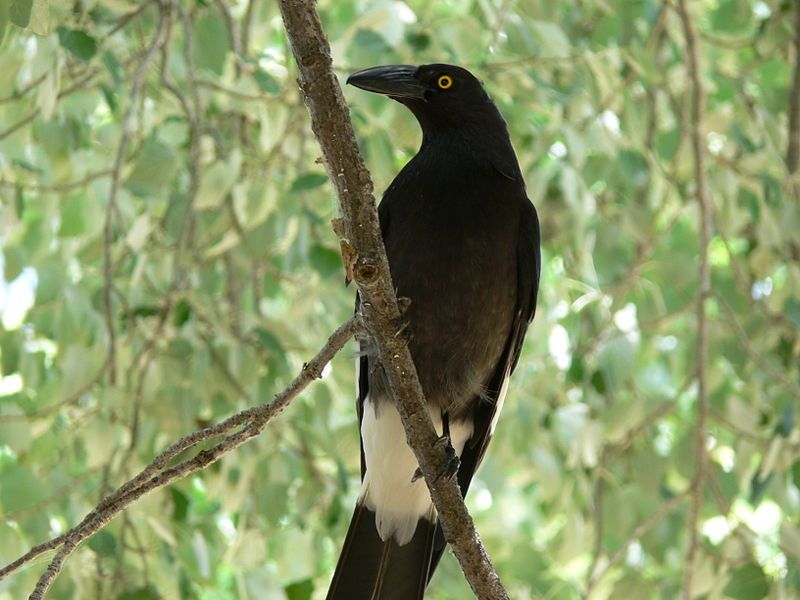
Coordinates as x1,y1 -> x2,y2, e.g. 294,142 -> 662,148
122,0 -> 203,466
0,170 -> 113,192
215,0 -> 243,58
0,72 -> 48,104
1,317 -> 360,591
713,291 -> 800,398
97,0 -> 155,44
195,78 -> 282,101
241,0 -> 256,56
584,374 -> 692,595
587,492 -> 687,595
0,110 -> 38,141
102,2 -> 168,385
0,366 -> 105,424
674,1 -> 713,596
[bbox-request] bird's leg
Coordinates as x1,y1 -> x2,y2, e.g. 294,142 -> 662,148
432,412 -> 460,483
411,412 -> 460,484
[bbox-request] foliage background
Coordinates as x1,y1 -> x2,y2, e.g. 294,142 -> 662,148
0,0 -> 799,598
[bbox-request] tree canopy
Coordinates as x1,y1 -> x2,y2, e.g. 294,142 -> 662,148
0,0 -> 799,599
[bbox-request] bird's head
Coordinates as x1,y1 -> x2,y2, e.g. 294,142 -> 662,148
346,64 -> 496,132
347,63 -> 521,179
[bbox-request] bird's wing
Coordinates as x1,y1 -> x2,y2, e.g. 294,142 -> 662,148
428,197 -> 541,578
460,197 -> 540,492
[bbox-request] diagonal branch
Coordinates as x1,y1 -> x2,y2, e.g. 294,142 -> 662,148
0,317 -> 360,597
277,1 -> 509,597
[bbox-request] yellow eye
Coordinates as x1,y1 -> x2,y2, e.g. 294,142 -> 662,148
437,75 -> 453,90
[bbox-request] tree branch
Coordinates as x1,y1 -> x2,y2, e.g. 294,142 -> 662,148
0,317 -> 360,596
674,1 -> 713,597
277,1 -> 509,598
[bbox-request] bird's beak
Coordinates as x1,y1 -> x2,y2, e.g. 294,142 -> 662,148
346,65 -> 427,100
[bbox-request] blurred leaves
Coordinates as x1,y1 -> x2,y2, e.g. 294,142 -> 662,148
0,0 -> 798,599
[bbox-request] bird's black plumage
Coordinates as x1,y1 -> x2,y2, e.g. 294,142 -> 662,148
328,63 -> 540,600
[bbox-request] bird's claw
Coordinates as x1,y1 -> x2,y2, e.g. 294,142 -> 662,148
397,296 -> 412,314
432,434 -> 460,483
392,298 -> 412,343
409,434 -> 460,484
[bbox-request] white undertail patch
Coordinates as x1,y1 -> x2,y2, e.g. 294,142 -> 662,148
359,400 -> 473,546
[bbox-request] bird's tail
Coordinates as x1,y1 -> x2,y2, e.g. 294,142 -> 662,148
327,502 -> 438,600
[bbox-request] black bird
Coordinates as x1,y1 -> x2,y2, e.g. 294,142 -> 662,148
328,64 -> 541,600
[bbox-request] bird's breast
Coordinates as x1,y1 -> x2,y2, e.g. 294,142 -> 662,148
380,180 -> 520,414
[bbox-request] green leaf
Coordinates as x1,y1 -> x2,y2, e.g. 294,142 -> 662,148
101,83 -> 117,113
114,585 -> 160,600
590,369 -> 607,394
567,355 -> 585,383
192,13 -> 229,74
656,129 -> 680,161
125,137 -> 178,196
285,579 -> 314,600
0,2 -> 9,42
0,465 -> 45,513
785,298 -> 800,329
27,0 -> 48,35
597,336 -> 636,390
171,487 -> 189,523
352,29 -> 391,55
173,299 -> 192,327
127,305 -> 160,319
61,344 -> 104,399
290,173 -> 328,192
0,329 -> 22,374
88,530 -> 117,557
103,50 -> 123,87
56,27 -> 97,62
253,68 -> 280,95
309,244 -> 341,277
723,563 -> 769,599
711,0 -> 754,34
405,30 -> 430,51
9,0 -> 32,28
529,20 -> 571,58
254,328 -> 290,375
59,193 -> 87,237
195,149 -> 241,209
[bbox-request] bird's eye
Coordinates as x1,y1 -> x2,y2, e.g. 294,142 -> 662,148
437,75 -> 453,90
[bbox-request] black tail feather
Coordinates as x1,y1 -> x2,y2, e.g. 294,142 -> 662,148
327,502 -> 437,600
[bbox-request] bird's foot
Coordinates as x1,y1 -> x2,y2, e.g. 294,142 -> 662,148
432,434 -> 460,483
410,434 -> 460,484
392,297 -> 412,343
397,296 -> 412,315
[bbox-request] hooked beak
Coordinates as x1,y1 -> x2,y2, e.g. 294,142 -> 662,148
346,65 -> 427,100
